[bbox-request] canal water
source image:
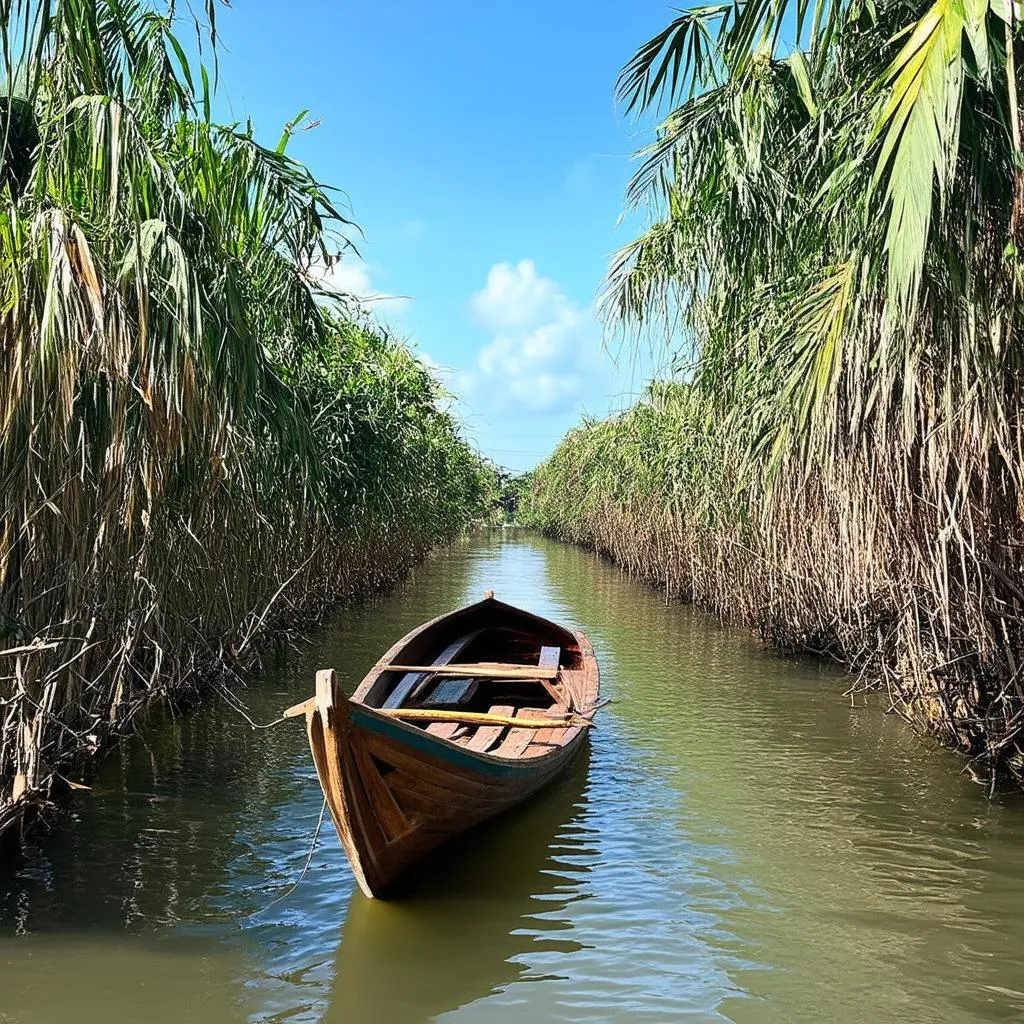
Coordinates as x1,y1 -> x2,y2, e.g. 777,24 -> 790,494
3,532 -> 1024,1023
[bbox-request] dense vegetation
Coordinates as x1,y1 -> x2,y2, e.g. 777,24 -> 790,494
479,469 -> 532,526
527,0 -> 1024,785
0,1 -> 488,834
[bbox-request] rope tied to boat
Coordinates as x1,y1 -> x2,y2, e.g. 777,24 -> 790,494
244,796 -> 328,920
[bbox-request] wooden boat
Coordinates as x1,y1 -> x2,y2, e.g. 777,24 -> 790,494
285,591 -> 600,898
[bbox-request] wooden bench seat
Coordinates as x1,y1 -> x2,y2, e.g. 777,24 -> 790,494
538,646 -> 560,671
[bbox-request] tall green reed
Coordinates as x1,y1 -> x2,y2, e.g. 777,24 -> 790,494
0,0 -> 487,833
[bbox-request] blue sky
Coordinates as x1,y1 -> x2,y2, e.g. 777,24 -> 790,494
213,1 -> 673,470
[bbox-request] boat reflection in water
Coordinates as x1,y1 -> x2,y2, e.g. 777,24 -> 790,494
324,752 -> 593,1023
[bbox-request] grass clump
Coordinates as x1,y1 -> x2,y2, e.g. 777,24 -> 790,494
0,1 -> 488,833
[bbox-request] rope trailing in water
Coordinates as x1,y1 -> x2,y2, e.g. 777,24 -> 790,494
244,796 -> 327,920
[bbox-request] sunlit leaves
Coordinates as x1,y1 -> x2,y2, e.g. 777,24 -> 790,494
870,0 -> 976,311
617,5 -> 731,114
0,0 -> 487,828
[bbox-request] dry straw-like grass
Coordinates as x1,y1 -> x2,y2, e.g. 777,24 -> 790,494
0,1 -> 489,835
528,0 -> 1024,788
525,381 -> 1024,787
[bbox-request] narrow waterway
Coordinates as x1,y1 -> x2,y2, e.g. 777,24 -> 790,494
3,531 -> 1024,1023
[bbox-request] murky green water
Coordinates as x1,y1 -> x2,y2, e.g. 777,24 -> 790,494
3,532 -> 1024,1023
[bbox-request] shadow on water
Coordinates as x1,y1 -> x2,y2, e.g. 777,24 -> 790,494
326,756 -> 591,1024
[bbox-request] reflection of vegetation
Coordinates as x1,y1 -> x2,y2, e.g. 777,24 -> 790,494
529,3 -> 1024,787
0,2 -> 488,833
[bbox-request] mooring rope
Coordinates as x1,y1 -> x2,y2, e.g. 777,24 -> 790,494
245,796 -> 327,920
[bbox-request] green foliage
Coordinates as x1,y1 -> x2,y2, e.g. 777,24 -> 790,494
0,0 -> 488,829
537,1 -> 1024,786
456,462 -> 537,528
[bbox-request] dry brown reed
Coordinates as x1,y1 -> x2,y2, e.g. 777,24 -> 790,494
0,1 -> 488,836
525,383 -> 1024,790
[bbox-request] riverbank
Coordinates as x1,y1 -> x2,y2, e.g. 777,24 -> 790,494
523,384 -> 1024,790
0,325 -> 490,839
0,4 -> 491,837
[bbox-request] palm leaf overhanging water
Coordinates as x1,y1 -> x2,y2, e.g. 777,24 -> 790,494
527,0 -> 1024,786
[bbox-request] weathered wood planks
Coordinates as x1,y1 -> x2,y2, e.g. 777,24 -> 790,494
294,591 -> 600,898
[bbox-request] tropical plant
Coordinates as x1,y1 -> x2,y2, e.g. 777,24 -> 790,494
0,1 -> 487,834
532,0 -> 1024,785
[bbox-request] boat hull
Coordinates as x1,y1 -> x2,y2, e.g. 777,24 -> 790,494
302,596 -> 599,898
306,672 -> 589,897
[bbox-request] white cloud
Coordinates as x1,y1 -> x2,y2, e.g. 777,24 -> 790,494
306,256 -> 410,314
464,259 -> 599,414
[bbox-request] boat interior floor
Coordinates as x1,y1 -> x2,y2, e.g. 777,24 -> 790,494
376,628 -> 579,757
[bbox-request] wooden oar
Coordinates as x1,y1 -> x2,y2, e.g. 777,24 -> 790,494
381,662 -> 558,680
378,708 -> 581,729
281,699 -> 592,730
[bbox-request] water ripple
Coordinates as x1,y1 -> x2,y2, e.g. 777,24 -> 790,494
3,533 -> 1024,1023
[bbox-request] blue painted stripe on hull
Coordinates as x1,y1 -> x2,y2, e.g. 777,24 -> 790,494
350,707 -> 562,780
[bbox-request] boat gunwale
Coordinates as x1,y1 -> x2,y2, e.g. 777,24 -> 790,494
347,596 -> 599,769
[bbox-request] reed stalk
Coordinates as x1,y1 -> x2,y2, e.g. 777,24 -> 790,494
527,1 -> 1024,788
0,1 -> 489,834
